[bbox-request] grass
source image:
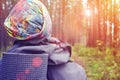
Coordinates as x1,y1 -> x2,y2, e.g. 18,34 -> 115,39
72,43 -> 120,80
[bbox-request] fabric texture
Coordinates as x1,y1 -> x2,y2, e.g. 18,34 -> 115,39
1,53 -> 48,80
4,0 -> 52,40
6,37 -> 71,66
48,61 -> 87,80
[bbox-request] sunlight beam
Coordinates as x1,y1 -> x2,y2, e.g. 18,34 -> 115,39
86,8 -> 91,17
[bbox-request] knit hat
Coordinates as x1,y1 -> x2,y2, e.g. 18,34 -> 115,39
4,0 -> 52,40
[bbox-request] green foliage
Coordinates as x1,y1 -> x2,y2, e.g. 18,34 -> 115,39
72,44 -> 120,80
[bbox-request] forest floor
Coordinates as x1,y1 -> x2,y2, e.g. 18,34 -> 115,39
72,44 -> 120,80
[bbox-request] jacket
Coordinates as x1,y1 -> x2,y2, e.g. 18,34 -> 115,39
0,37 -> 87,80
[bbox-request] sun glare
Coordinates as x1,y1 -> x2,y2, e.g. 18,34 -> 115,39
116,0 -> 119,4
86,9 -> 91,17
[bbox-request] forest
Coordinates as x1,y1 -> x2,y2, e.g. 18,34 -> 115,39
0,0 -> 120,80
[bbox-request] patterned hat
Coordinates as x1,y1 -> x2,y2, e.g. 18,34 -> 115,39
4,0 -> 52,40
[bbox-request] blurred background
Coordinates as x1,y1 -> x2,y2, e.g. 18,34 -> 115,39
0,0 -> 120,80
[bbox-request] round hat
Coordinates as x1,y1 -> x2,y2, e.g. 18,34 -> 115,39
4,0 -> 52,40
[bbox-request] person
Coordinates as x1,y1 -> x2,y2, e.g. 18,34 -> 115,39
1,0 -> 87,80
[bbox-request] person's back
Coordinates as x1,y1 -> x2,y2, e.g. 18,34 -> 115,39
0,0 -> 87,80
